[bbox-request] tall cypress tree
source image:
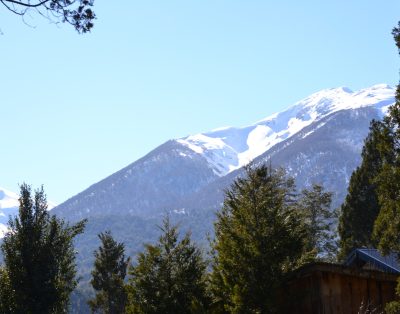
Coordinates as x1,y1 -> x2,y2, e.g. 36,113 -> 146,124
338,119 -> 393,260
88,231 -> 130,314
0,183 -> 86,314
210,164 -> 306,313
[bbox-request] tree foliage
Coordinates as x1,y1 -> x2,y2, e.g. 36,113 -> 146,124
88,231 -> 130,314
0,183 -> 86,314
372,23 -> 400,256
0,267 -> 14,314
338,120 -> 393,260
127,216 -> 209,314
298,184 -> 336,261
1,0 -> 95,33
334,21 -> 400,313
210,164 -> 307,313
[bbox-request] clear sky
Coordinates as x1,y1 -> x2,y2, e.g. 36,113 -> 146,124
1,1 -> 399,203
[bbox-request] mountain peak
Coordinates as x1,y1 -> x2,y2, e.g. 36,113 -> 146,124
366,83 -> 392,90
177,84 -> 395,177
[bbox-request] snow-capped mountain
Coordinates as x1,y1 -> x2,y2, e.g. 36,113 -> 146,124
177,84 -> 394,176
0,187 -> 19,238
50,83 -> 395,308
53,83 -> 395,223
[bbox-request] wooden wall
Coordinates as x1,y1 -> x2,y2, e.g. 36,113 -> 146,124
280,263 -> 398,314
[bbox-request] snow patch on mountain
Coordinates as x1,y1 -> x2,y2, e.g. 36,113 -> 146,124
0,187 -> 19,210
177,84 -> 395,176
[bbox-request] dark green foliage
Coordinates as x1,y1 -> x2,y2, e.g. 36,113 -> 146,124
210,164 -> 306,313
298,184 -> 336,261
0,183 -> 86,314
0,267 -> 14,313
1,0 -> 95,33
338,21 -> 400,312
88,231 -> 130,314
66,209 -> 216,312
127,216 -> 209,314
393,22 -> 400,61
338,120 -> 392,260
372,23 -> 400,256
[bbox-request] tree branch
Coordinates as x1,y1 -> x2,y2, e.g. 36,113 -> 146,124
0,0 -> 25,15
2,0 -> 50,8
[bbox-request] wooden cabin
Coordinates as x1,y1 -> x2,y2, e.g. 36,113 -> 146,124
280,249 -> 399,314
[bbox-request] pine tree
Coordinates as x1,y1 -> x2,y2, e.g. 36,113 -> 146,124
338,119 -> 393,260
210,164 -> 306,313
298,184 -> 336,261
88,231 -> 130,314
0,183 -> 86,314
127,216 -> 209,314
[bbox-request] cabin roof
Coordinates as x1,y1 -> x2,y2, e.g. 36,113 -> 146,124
344,248 -> 400,274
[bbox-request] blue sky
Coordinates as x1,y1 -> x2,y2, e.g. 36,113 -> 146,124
1,1 -> 399,203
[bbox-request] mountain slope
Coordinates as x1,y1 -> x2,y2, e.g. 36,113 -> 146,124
53,140 -> 219,221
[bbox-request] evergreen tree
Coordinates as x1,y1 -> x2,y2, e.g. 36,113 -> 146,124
0,183 -> 86,314
127,216 -> 209,314
210,164 -> 306,313
0,267 -> 14,313
374,22 -> 400,314
298,184 -> 336,261
338,119 -> 393,260
88,231 -> 130,314
373,22 -> 400,255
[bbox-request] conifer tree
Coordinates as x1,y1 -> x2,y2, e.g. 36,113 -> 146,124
88,231 -> 130,314
373,21 -> 400,314
338,119 -> 393,260
0,267 -> 14,313
0,183 -> 86,314
373,22 -> 400,255
127,216 -> 209,314
210,164 -> 306,313
298,184 -> 336,260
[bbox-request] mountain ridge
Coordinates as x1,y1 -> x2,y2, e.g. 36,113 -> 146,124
176,84 -> 394,177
